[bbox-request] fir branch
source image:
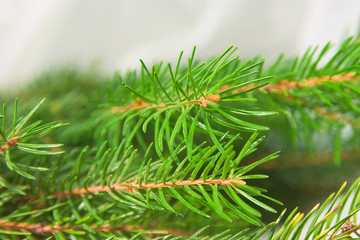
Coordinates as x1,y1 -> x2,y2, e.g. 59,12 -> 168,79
1,35 -> 360,239
219,72 -> 358,92
9,138 -> 278,226
112,71 -> 359,111
111,94 -> 221,113
0,99 -> 65,192
99,47 -> 273,154
0,220 -> 195,237
46,178 -> 247,199
112,72 -> 358,122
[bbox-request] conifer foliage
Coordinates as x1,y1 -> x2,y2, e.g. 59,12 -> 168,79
0,36 -> 360,239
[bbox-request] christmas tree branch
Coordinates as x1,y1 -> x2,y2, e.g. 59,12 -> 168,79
12,138 -> 277,226
0,220 -> 194,237
112,94 -> 221,113
112,73 -> 358,114
219,72 -> 358,92
0,99 -> 65,193
1,36 -> 359,239
51,178 -> 246,198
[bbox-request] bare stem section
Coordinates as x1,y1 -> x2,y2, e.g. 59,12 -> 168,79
0,137 -> 20,153
53,178 -> 246,198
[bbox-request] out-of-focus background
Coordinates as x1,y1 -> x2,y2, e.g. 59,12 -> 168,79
0,0 -> 359,89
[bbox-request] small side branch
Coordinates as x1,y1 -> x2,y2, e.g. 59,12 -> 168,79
0,220 -> 81,235
0,136 -> 20,153
52,178 -> 245,198
0,220 -> 194,237
222,72 -> 358,93
262,72 -> 358,91
112,94 -> 220,113
112,73 -> 358,114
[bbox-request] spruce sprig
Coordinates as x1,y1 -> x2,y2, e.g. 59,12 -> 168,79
2,137 -> 279,236
253,36 -> 360,163
98,46 -> 276,155
0,98 -> 66,193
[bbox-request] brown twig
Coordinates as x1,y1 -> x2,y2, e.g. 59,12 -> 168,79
0,220 -> 194,237
219,72 -> 359,93
52,178 -> 246,198
112,94 -> 221,113
0,136 -> 20,153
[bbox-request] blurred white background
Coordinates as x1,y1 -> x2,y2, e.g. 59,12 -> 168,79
0,0 -> 359,88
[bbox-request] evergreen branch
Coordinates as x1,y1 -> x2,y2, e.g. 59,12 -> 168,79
97,47 -> 273,153
0,219 -> 264,239
116,70 -> 358,108
10,138 -> 278,226
1,35 -> 360,239
246,37 -> 360,161
111,94 -> 221,113
0,220 -> 195,237
45,178 -> 247,199
218,72 -> 358,93
110,70 -> 359,156
0,99 -> 65,192
112,72 -> 359,133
